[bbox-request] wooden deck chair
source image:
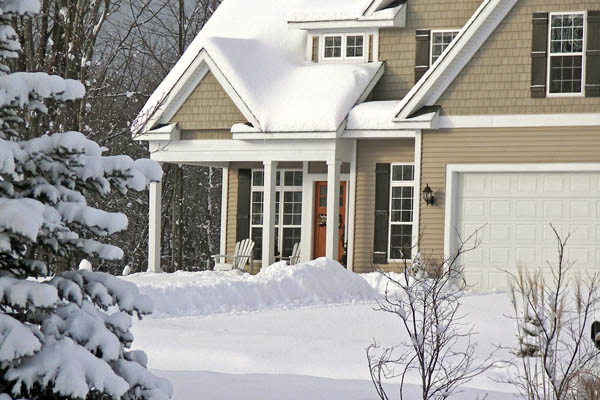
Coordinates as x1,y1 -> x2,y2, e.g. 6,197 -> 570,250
212,239 -> 255,272
282,242 -> 301,265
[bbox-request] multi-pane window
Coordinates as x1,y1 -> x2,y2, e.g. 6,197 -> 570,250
322,34 -> 366,61
346,35 -> 364,58
389,164 -> 415,261
431,30 -> 459,64
250,170 -> 303,260
549,13 -> 585,95
324,35 -> 343,59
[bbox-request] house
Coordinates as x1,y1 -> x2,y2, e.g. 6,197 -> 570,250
134,0 -> 600,291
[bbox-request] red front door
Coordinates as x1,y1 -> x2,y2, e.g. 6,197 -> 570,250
313,181 -> 347,263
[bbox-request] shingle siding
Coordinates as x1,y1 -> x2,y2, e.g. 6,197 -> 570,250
170,71 -> 246,134
372,0 -> 481,101
438,1 -> 600,114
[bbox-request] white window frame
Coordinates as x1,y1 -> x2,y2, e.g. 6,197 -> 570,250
321,33 -> 367,62
322,34 -> 344,60
430,29 -> 460,66
546,11 -> 587,97
345,34 -> 366,60
250,169 -> 303,259
387,163 -> 416,262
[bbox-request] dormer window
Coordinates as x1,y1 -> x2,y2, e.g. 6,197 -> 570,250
321,33 -> 367,61
324,35 -> 343,59
346,35 -> 364,58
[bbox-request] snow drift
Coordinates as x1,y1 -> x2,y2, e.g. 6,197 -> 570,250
123,258 -> 376,317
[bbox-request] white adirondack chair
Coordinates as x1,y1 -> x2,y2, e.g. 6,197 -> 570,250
282,242 -> 301,265
212,239 -> 255,272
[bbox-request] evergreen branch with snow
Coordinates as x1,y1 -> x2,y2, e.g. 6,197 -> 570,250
0,1 -> 171,399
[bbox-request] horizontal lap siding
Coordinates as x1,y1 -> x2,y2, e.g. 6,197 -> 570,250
372,0 -> 481,101
170,71 -> 246,136
420,126 -> 600,261
354,139 -> 415,273
439,0 -> 600,114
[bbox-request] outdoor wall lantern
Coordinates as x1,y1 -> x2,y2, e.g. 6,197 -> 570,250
422,184 -> 435,206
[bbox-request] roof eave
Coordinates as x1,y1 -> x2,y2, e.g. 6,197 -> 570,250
287,3 -> 406,30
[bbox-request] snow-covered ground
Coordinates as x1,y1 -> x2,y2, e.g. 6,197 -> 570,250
125,259 -> 522,399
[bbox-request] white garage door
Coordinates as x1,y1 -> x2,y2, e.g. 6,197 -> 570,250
455,171 -> 600,291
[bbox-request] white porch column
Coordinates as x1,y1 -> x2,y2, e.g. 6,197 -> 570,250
262,161 -> 278,267
148,180 -> 162,273
219,167 -> 229,255
326,160 -> 341,260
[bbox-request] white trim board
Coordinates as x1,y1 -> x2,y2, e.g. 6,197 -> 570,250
443,162 -> 600,263
438,113 -> 600,129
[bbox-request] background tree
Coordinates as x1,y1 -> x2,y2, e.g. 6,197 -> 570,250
0,1 -> 170,398
13,0 -> 223,274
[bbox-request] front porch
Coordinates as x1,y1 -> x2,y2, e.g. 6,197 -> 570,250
146,138 -> 360,273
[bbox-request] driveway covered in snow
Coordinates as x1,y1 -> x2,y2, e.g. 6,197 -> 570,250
125,259 -> 522,399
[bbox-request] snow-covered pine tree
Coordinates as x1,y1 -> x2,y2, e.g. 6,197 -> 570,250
0,1 -> 171,399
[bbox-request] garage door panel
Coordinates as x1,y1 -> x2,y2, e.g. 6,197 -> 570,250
491,175 -> 511,193
489,247 -> 510,264
516,247 -> 537,266
570,200 -> 591,218
517,200 -> 537,218
571,175 -> 592,192
455,171 -> 600,291
490,223 -> 511,241
490,200 -> 511,218
543,175 -> 565,193
515,224 -> 537,241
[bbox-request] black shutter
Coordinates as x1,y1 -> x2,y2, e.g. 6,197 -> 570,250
586,11 -> 600,97
531,12 -> 549,98
414,29 -> 431,83
236,169 -> 251,242
373,163 -> 390,265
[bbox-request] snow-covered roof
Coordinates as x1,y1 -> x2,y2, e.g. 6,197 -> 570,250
134,0 -> 384,134
288,0 -> 406,29
346,101 -> 439,131
346,101 -> 398,130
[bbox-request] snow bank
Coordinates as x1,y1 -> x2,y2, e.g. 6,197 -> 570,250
361,271 -> 406,296
123,258 -> 376,317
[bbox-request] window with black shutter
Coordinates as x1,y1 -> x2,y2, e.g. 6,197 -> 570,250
586,11 -> 600,97
532,11 -> 600,97
530,12 -> 549,98
414,29 -> 431,83
236,169 -> 252,243
373,163 -> 390,264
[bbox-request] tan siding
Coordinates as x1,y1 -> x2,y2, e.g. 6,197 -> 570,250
180,130 -> 232,140
312,36 -> 319,62
439,0 -> 600,115
353,139 -> 415,273
170,71 -> 247,131
420,126 -> 600,261
372,0 -> 481,101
